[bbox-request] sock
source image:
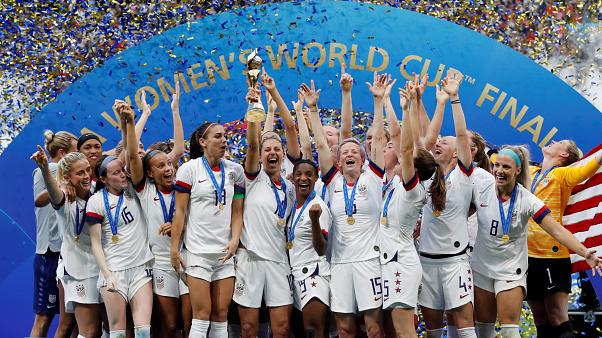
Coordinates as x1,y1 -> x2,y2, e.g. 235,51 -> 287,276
190,319 -> 210,338
209,321 -> 228,338
447,325 -> 459,338
475,321 -> 496,338
134,325 -> 151,338
228,323 -> 241,338
457,327 -> 477,338
553,321 -> 575,338
101,331 -> 110,338
77,335 -> 86,338
109,330 -> 126,338
499,324 -> 520,338
536,323 -> 552,338
426,328 -> 444,338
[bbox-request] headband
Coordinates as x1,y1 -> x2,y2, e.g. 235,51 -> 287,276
199,123 -> 216,139
77,133 -> 101,149
498,148 -> 522,167
99,156 -> 118,177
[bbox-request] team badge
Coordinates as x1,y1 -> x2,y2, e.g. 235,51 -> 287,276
76,284 -> 86,297
358,184 -> 368,195
155,276 -> 164,290
48,294 -> 57,304
235,282 -> 245,296
228,171 -> 235,182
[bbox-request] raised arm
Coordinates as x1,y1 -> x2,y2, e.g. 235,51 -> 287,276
424,84 -> 449,151
399,88 -> 416,183
244,86 -> 262,174
416,74 -> 431,139
303,81 -> 332,172
383,75 -> 400,150
442,69 -> 472,166
293,90 -> 312,159
262,91 -> 276,134
366,72 -> 387,169
118,101 -> 144,186
262,69 -> 301,160
168,76 -> 185,164
135,90 -> 152,144
30,146 -> 65,206
539,214 -> 602,275
339,63 -> 354,141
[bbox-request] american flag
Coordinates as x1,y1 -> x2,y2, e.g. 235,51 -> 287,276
562,144 -> 602,273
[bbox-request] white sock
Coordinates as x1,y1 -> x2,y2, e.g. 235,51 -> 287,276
447,325 -> 459,338
190,319 -> 211,338
134,325 -> 151,338
475,322 -> 496,338
101,331 -> 110,338
499,325 -> 520,338
77,335 -> 86,338
457,327 -> 477,338
109,330 -> 126,338
426,328 -> 444,338
228,323 -> 241,338
209,321 -> 228,338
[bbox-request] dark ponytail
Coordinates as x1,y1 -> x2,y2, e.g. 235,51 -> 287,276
93,154 -> 109,193
189,122 -> 216,160
413,148 -> 446,214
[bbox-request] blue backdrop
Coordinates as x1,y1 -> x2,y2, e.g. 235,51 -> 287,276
1,1 -> 600,334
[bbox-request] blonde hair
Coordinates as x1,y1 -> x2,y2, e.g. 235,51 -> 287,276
44,130 -> 77,158
500,145 -> 531,187
56,152 -> 88,187
562,140 -> 580,166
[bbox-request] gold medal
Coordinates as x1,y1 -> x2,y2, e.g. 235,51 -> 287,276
112,235 -> 119,243
218,203 -> 224,211
278,218 -> 285,227
432,210 -> 441,217
347,216 -> 355,225
501,234 -> 510,242
380,217 -> 388,225
74,235 -> 80,242
286,241 -> 293,250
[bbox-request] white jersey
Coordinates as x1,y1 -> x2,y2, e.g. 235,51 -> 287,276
287,195 -> 331,275
323,161 -> 385,263
55,196 -> 99,279
314,178 -> 330,206
281,154 -> 296,178
33,163 -> 62,253
379,173 -> 426,265
242,169 -> 295,263
86,185 -> 153,271
419,161 -> 473,255
174,158 -> 245,255
467,167 -> 491,248
471,177 -> 550,280
136,179 -> 178,270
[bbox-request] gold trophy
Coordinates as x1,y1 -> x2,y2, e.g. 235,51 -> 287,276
245,49 -> 266,123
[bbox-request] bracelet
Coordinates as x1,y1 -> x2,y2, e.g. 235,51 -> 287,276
451,99 -> 461,105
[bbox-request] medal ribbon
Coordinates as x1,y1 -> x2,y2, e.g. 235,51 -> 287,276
75,201 -> 87,237
288,191 -> 316,242
103,188 -> 124,238
530,166 -> 557,193
271,177 -> 288,220
202,156 -> 225,206
157,189 -> 175,223
382,188 -> 395,219
343,176 -> 359,217
498,184 -> 518,238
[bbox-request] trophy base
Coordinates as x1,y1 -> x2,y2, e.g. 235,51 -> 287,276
245,107 -> 266,123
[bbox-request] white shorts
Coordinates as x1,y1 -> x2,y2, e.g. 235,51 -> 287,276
330,258 -> 382,314
233,248 -> 293,308
183,249 -> 235,283
153,268 -> 189,298
98,263 -> 153,302
381,257 -> 422,309
293,274 -> 330,310
63,274 -> 102,313
473,270 -> 526,297
418,254 -> 472,311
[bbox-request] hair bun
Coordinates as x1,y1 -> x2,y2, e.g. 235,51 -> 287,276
43,130 -> 55,145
